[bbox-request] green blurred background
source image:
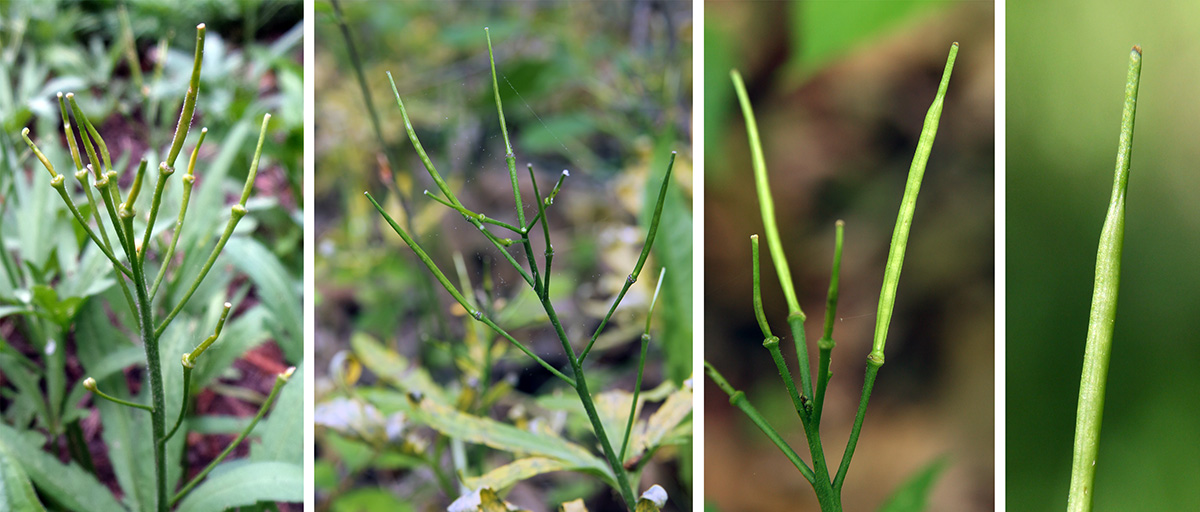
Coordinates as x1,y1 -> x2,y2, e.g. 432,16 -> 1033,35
314,1 -> 691,510
1007,1 -> 1200,510
704,1 -> 993,511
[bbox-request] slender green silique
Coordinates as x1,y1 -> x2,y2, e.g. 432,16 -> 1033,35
751,234 -> 805,422
150,127 -> 206,299
21,130 -> 130,278
870,42 -> 957,362
731,69 -> 813,400
164,24 -> 205,169
837,40 -> 957,495
709,42 -> 958,511
814,220 -> 844,425
485,29 -> 543,299
369,29 -> 677,510
386,72 -> 537,290
1067,45 -> 1141,512
579,152 -> 676,364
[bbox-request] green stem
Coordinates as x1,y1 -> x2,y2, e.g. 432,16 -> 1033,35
1067,45 -> 1141,512
163,365 -> 192,443
172,368 -> 293,506
367,193 -> 574,387
129,246 -> 168,512
140,162 -> 174,266
518,177 -> 639,506
528,166 -> 556,295
485,28 -> 525,230
620,270 -> 665,461
705,362 -> 815,484
814,220 -> 844,425
83,377 -> 153,412
833,360 -> 880,491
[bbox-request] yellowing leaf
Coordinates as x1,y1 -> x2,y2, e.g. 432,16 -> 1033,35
594,390 -> 637,449
351,332 -> 450,404
462,457 -> 570,492
559,499 -> 589,512
411,397 -> 616,487
634,379 -> 693,460
478,488 -> 510,512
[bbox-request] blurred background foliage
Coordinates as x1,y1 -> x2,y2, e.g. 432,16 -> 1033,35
1007,1 -> 1200,510
0,0 -> 302,508
704,1 -> 992,511
314,1 -> 691,510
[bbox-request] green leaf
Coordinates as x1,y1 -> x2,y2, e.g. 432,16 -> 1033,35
878,457 -> 948,512
0,438 -> 47,512
0,423 -> 124,511
253,361 -> 304,464
56,243 -> 116,299
0,305 -> 32,319
644,142 -> 692,385
223,237 -> 302,361
175,461 -> 302,512
462,457 -> 572,492
702,24 -> 736,175
786,1 -> 943,80
82,345 -> 145,382
30,284 -> 84,326
0,354 -> 50,429
331,488 -> 413,512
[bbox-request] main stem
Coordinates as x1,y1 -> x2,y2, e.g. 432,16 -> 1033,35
132,260 -> 168,511
789,319 -> 839,511
541,295 -> 637,509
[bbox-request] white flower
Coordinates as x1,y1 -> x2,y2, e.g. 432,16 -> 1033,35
448,489 -> 481,512
641,484 -> 668,507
